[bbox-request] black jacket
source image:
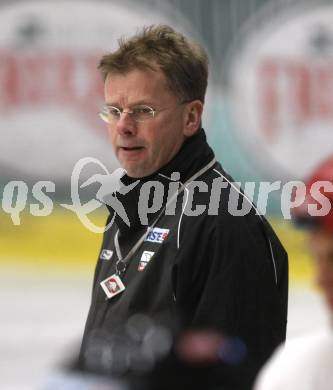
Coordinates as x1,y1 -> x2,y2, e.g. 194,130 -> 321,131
79,129 -> 288,389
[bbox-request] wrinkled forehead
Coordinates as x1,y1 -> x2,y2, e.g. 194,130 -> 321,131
104,68 -> 174,105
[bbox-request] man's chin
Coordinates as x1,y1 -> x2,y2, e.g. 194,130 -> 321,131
117,158 -> 148,178
123,165 -> 151,179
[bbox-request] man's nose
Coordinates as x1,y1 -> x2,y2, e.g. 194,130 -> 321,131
114,113 -> 137,136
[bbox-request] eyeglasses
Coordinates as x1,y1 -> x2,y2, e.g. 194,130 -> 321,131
99,101 -> 190,124
99,104 -> 168,124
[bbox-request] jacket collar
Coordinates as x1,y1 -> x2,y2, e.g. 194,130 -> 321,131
107,128 -> 215,234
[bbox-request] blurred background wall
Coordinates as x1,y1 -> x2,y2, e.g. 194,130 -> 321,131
1,0 -> 332,388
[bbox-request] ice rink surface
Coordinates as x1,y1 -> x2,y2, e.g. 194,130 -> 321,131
1,266 -> 330,390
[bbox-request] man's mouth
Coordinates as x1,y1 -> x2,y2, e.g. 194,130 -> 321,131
121,146 -> 144,151
119,146 -> 145,158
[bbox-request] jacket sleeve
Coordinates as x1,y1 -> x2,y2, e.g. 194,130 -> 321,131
173,212 -> 288,388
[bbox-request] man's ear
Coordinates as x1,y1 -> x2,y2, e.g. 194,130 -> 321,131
183,100 -> 204,137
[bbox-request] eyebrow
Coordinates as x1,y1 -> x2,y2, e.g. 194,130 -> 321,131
105,100 -> 155,108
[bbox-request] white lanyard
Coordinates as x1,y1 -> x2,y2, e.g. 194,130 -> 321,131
114,158 -> 216,276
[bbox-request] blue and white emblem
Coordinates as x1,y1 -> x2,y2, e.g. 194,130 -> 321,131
145,227 -> 169,244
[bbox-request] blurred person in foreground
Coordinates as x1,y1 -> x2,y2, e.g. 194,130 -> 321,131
255,155 -> 333,390
78,25 -> 288,389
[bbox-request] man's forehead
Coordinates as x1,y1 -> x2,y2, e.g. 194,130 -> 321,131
105,68 -> 167,88
104,68 -> 170,104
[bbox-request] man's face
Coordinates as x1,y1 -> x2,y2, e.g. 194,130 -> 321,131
104,69 -> 190,178
309,230 -> 333,313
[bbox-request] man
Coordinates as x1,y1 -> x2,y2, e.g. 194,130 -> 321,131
79,25 -> 288,388
255,156 -> 333,390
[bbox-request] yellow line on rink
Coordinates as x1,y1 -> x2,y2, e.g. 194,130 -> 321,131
0,208 -> 108,273
269,218 -> 316,287
0,209 -> 316,285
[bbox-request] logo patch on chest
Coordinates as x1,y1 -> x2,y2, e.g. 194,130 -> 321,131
99,249 -> 113,260
138,250 -> 155,271
145,227 -> 169,244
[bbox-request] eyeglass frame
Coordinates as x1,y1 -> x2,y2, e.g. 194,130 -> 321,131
98,100 -> 191,124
